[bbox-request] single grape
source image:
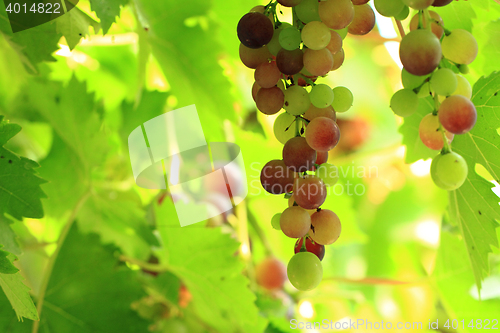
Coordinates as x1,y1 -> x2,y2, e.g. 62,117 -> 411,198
438,95 -> 477,134
255,257 -> 287,290
402,0 -> 433,10
249,5 -> 275,24
441,29 -> 478,65
332,86 -> 353,112
271,213 -> 282,230
399,29 -> 442,76
268,28 -> 284,56
283,136 -> 317,172
293,175 -> 327,209
284,85 -> 311,116
239,44 -> 272,69
256,86 -> 284,115
295,0 -> 321,23
458,64 -> 470,75
287,252 -> 323,291
419,114 -> 454,150
453,74 -> 472,99
294,237 -> 325,261
330,48 -> 345,71
303,48 -> 334,76
390,89 -> 419,117
394,5 -> 409,20
278,0 -> 303,7
309,209 -> 341,245
315,151 -> 329,166
237,12 -> 274,49
401,68 -> 429,90
347,4 -> 376,36
274,112 -> 297,144
325,30 -> 343,55
431,152 -> 468,190
409,10 -> 444,39
260,159 -> 295,194
319,0 -> 354,30
301,21 -> 331,50
276,48 -> 304,75
280,206 -> 312,238
316,163 -> 339,186
279,26 -> 302,51
417,81 -> 432,98
303,104 -> 337,122
430,68 -> 458,96
251,81 -> 261,102
374,0 -> 405,17
254,61 -> 281,88
305,117 -> 340,152
432,0 -> 452,5
309,84 -> 334,108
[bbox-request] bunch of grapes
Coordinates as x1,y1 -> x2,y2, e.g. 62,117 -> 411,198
378,0 -> 477,191
238,0 -> 375,291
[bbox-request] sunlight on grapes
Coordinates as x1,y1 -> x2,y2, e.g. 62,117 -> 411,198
415,219 -> 440,247
298,300 -> 315,319
409,159 -> 431,177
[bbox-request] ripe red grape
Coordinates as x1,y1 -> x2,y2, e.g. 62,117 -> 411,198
239,44 -> 272,69
254,61 -> 281,88
256,86 -> 284,115
255,257 -> 288,290
305,117 -> 340,152
294,237 -> 325,261
399,29 -> 442,76
237,12 -> 274,49
283,136 -> 317,172
319,0 -> 355,30
303,104 -> 337,123
348,4 -> 376,36
277,48 -> 304,75
293,175 -> 327,209
438,95 -> 477,134
419,114 -> 454,150
303,48 -> 333,76
260,159 -> 295,194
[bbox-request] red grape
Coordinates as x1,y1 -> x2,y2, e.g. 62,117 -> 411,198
283,136 -> 317,172
255,257 -> 288,290
293,175 -> 327,209
438,95 -> 477,135
294,237 -> 325,261
305,117 -> 340,152
399,29 -> 442,76
260,159 -> 295,194
237,12 -> 274,49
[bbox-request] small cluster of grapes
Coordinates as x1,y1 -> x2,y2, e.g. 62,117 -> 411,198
237,0 -> 375,291
381,0 -> 477,191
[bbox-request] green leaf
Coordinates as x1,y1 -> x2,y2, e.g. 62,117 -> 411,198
0,117 -> 47,220
0,247 -> 18,274
134,0 -> 237,142
398,96 -> 437,164
433,1 -> 476,32
56,6 -> 100,50
77,189 -> 158,260
0,266 -> 38,321
448,71 -> 500,290
154,198 -> 267,333
0,215 -> 21,256
89,0 -> 128,34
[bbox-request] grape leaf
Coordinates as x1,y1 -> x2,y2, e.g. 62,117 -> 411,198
154,198 -> 267,333
0,116 -> 47,220
0,215 -> 21,256
433,1 -> 476,32
448,71 -> 500,290
77,189 -> 158,260
88,0 -> 128,34
56,6 -> 100,50
0,247 -> 18,274
0,264 -> 38,321
398,96 -> 437,164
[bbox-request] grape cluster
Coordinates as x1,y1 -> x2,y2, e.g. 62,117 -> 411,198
378,0 -> 477,191
238,0 -> 373,291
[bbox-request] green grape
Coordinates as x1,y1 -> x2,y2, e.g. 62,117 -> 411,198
316,163 -> 339,186
279,26 -> 302,51
441,29 -> 478,65
271,213 -> 282,230
287,252 -> 323,291
453,74 -> 472,99
402,0 -> 434,10
295,0 -> 321,23
268,28 -> 284,56
331,86 -> 353,113
273,112 -> 297,144
458,64 -> 469,74
430,68 -> 457,96
374,0 -> 405,17
334,27 -> 349,39
301,21 -> 331,50
309,84 -> 334,108
284,85 -> 311,116
417,82 -> 431,98
390,89 -> 418,117
394,5 -> 409,20
431,152 -> 468,190
401,68 -> 429,90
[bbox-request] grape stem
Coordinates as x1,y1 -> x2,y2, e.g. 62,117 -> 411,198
433,93 -> 452,154
300,237 -> 307,251
295,114 -> 300,136
423,9 -> 432,31
395,19 -> 406,38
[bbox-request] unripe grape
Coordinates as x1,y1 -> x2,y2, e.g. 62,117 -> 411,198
303,48 -> 333,76
237,12 -> 274,49
279,26 -> 302,51
374,0 -> 405,17
331,86 -> 353,112
271,213 -> 282,230
319,0 -> 355,30
305,117 -> 341,152
309,84 -> 334,108
283,136 -> 317,172
293,175 -> 327,209
256,87 -> 284,115
348,4 -> 376,35
438,95 -> 477,134
239,44 -> 272,69
255,257 -> 287,290
309,209 -> 341,245
409,11 -> 444,39
302,21 -> 331,50
431,152 -> 468,190
260,159 -> 295,194
287,252 -> 323,291
453,74 -> 472,99
401,68 -> 429,90
296,0 -> 321,23
402,0 -> 434,10
419,114 -> 453,150
316,163 -> 339,186
430,68 -> 458,96
284,85 -> 311,115
399,29 -> 442,76
274,112 -> 297,144
390,89 -> 419,117
277,48 -> 304,75
441,29 -> 478,65
280,206 -> 312,238
394,5 -> 409,20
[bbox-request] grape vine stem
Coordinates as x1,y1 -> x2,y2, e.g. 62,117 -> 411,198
32,189 -> 91,333
395,20 -> 405,38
